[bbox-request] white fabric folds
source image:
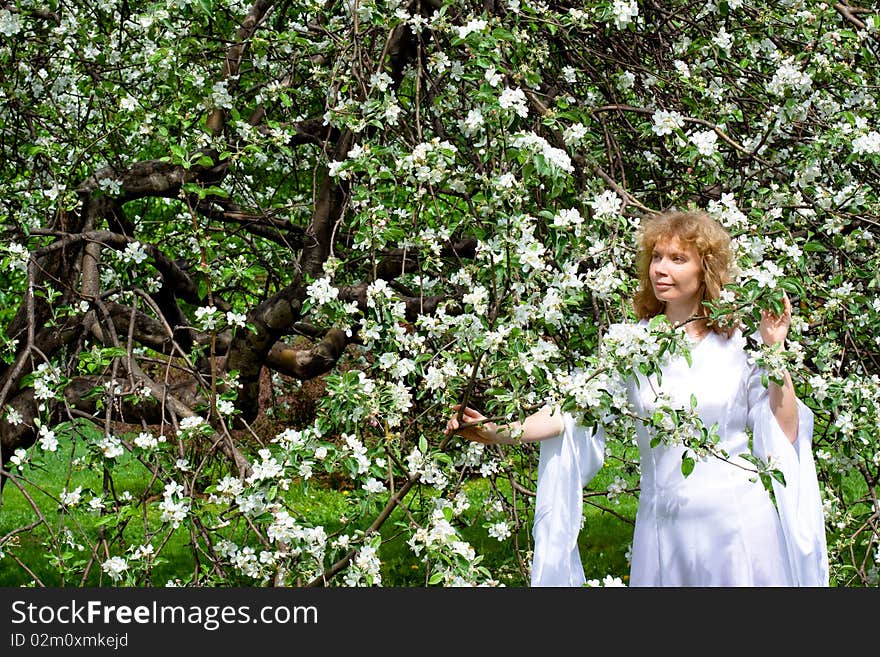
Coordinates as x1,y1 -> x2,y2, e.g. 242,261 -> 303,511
752,398 -> 829,586
531,414 -> 605,587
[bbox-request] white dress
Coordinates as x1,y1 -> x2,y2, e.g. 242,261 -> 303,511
530,327 -> 828,587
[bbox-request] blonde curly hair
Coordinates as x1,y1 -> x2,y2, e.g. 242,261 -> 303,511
632,210 -> 734,334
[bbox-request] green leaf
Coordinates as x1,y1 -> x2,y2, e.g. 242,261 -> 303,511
770,469 -> 787,487
680,455 -> 695,477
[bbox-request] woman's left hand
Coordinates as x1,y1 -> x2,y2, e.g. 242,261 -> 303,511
760,291 -> 792,346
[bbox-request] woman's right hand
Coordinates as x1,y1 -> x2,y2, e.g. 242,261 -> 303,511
445,404 -> 497,445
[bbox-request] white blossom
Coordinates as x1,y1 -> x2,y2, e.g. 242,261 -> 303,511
457,19 -> 487,39
498,87 -> 529,118
853,131 -> 880,155
0,9 -> 23,36
689,129 -> 718,157
101,556 -> 129,582
611,0 -> 639,29
38,426 -> 59,452
652,110 -> 685,136
60,486 -> 83,507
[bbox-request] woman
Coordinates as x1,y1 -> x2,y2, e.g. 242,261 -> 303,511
446,210 -> 828,587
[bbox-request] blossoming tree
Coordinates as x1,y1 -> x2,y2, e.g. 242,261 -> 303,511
1,0 -> 878,586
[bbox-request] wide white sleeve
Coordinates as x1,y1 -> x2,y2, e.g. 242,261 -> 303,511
530,413 -> 605,587
747,365 -> 829,587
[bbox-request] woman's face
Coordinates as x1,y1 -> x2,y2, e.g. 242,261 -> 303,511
649,238 -> 704,310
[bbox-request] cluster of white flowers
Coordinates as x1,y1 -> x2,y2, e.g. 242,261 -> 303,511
97,434 -> 124,459
606,476 -> 628,503
273,426 -> 308,450
751,260 -> 784,288
265,510 -> 327,562
194,305 -> 219,330
378,352 -> 415,381
134,431 -> 165,450
342,433 -> 371,476
226,310 -> 247,328
97,177 -> 123,195
88,495 -> 106,513
674,59 -> 691,78
707,193 -> 748,229
766,57 -> 813,96
519,338 -> 561,375
461,284 -> 489,315
488,521 -> 511,541
130,544 -> 154,561
178,415 -> 205,432
852,131 -> 880,156
8,448 -> 29,469
457,18 -> 487,39
712,26 -> 734,52
461,107 -> 484,136
0,8 -> 23,36
484,66 -> 503,87
60,486 -> 83,507
32,362 -> 61,401
590,190 -> 623,218
562,122 -> 588,146
452,442 -> 485,470
406,447 -> 450,489
611,0 -> 639,30
601,322 -> 668,372
423,359 -> 458,393
553,207 -> 584,229
397,138 -> 458,184
342,544 -> 383,586
498,87 -> 529,118
101,556 -> 129,582
247,448 -> 285,485
407,502 -> 473,562
383,381 -> 414,428
509,131 -> 573,173
236,490 -> 269,518
584,262 -> 624,299
38,425 -> 59,452
4,242 -> 29,272
516,231 -> 548,272
616,70 -> 636,92
4,407 -> 22,428
119,95 -> 138,112
366,278 -> 395,309
119,240 -> 148,265
211,474 -> 245,503
585,574 -> 627,587
651,109 -> 685,136
158,481 -> 190,528
555,367 -> 611,414
362,477 -> 386,494
211,80 -> 234,109
231,545 -> 276,581
689,129 -> 718,157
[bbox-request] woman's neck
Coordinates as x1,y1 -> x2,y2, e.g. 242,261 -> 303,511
663,302 -> 707,338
